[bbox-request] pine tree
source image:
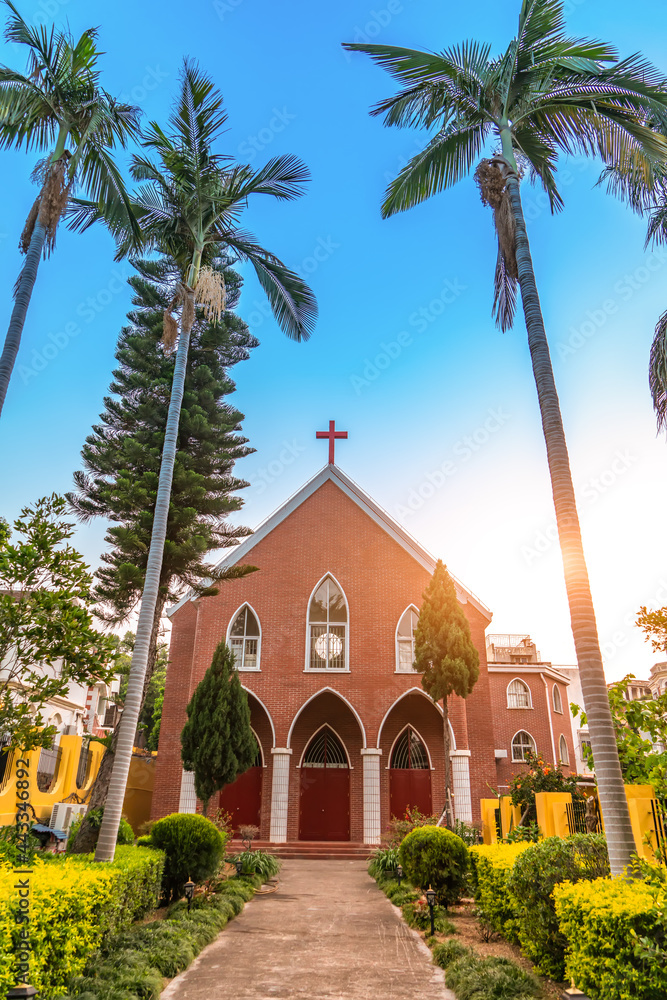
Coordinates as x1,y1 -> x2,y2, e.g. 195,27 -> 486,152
67,256 -> 257,851
181,641 -> 257,815
414,560 -> 479,827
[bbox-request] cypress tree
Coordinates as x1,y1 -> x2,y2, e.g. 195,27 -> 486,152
414,560 -> 479,827
181,640 -> 257,815
68,256 -> 257,850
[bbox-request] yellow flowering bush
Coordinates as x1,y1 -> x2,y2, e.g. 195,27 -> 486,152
554,877 -> 667,1000
468,843 -> 532,941
0,846 -> 164,999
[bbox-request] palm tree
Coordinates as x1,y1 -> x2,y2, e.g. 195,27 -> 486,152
73,61 -> 318,862
0,2 -> 140,416
344,0 -> 667,876
599,151 -> 667,432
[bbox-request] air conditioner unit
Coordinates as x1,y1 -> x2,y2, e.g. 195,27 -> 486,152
49,802 -> 87,833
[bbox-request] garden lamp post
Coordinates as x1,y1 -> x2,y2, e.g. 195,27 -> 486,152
396,864 -> 403,887
184,877 -> 195,913
6,988 -> 38,998
425,886 -> 436,937
234,858 -> 244,877
562,983 -> 590,1000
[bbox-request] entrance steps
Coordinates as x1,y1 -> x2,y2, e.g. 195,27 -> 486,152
228,839 -> 372,860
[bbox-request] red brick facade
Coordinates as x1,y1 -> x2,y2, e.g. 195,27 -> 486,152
152,467 -> 578,839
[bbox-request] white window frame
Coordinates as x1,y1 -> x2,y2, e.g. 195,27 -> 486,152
559,734 -> 569,765
395,605 -> 419,673
227,603 -> 262,671
511,729 -> 537,762
304,573 -> 350,672
507,677 -> 533,709
552,684 -> 563,713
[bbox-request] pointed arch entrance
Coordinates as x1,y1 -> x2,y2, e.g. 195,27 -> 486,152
219,691 -> 274,835
299,725 -> 350,841
389,726 -> 432,820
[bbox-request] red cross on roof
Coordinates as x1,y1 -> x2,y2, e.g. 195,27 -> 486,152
316,420 -> 348,465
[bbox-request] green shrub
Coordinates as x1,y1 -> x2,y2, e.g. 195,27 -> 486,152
446,953 -> 543,1000
135,835 -> 153,847
451,820 -> 482,846
0,847 -> 164,999
468,843 -> 532,941
398,825 -> 468,906
431,940 -> 470,969
150,812 -> 226,899
386,805 -> 439,847
506,834 -> 609,979
368,846 -> 399,878
554,877 -> 667,1000
229,849 -> 281,879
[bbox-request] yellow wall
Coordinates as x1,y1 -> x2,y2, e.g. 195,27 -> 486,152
122,756 -> 155,834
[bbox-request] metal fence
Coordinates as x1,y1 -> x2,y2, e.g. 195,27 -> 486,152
0,741 -> 12,793
36,745 -> 62,793
76,742 -> 94,789
650,798 -> 666,859
566,798 -> 601,835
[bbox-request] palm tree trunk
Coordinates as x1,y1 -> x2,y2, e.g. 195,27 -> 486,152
503,163 -> 636,876
95,289 -> 196,862
70,592 -> 166,854
0,220 -> 46,417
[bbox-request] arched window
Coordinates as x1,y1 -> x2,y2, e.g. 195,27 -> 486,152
507,678 -> 532,709
511,730 -> 536,762
559,734 -> 569,765
390,727 -> 430,769
308,576 -> 347,670
396,607 -> 419,673
552,684 -> 563,713
302,727 -> 348,768
228,605 -> 261,670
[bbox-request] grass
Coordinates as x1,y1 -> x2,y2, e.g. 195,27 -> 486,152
59,873 -> 261,999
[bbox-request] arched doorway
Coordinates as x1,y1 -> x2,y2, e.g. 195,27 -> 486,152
389,726 -> 432,819
299,726 -> 350,841
219,733 -> 263,833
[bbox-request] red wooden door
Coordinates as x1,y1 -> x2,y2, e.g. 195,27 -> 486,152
389,769 -> 432,820
299,767 -> 350,840
219,766 -> 262,832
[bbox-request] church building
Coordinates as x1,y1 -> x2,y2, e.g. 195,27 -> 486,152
152,430 -> 576,844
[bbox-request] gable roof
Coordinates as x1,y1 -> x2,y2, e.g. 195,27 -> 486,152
167,464 -> 492,622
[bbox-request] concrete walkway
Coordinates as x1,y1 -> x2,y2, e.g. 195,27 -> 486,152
160,860 -> 455,1000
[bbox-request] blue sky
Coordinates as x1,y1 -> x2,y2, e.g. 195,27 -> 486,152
1,0 -> 667,683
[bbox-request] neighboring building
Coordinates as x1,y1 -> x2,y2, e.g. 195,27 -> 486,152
649,662 -> 667,698
153,462 -> 578,844
486,635 -> 577,791
553,664 -> 593,777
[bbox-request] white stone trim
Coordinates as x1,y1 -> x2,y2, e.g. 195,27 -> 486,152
376,687 -> 456,750
269,749 -> 292,843
167,465 -> 492,621
362,751 -> 382,845
451,754 -> 473,823
178,769 -> 197,813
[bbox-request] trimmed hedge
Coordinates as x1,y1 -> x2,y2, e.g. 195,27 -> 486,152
0,846 -> 164,999
399,825 -> 468,906
506,834 -> 609,979
554,877 -> 667,1000
468,843 -> 532,942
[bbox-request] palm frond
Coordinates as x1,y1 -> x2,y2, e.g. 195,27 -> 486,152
382,119 -> 489,216
649,309 -> 667,433
223,154 -> 311,202
492,247 -> 518,332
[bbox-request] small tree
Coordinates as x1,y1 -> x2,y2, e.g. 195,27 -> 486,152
181,641 -> 256,816
0,495 -> 116,750
572,675 -> 667,807
509,749 -> 583,826
414,560 -> 479,826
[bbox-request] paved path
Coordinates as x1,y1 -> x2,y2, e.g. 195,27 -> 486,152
160,859 -> 455,1000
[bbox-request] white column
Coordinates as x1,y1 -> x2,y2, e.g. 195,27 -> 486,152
361,748 -> 382,845
178,769 -> 196,813
269,748 -> 292,843
450,750 -> 473,823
